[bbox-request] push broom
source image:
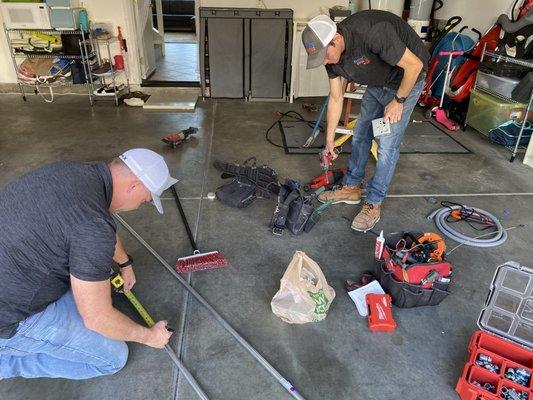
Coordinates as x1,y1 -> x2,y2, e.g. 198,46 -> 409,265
114,214 -> 306,400
171,185 -> 229,273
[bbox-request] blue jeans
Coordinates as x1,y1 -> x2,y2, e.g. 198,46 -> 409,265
343,78 -> 425,204
0,290 -> 128,379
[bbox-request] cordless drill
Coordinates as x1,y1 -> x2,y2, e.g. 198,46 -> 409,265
319,148 -> 340,184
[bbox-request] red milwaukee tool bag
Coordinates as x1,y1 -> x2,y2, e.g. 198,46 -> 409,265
374,232 -> 452,308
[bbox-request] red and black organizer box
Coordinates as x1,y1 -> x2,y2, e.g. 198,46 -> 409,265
374,232 -> 452,308
456,262 -> 533,400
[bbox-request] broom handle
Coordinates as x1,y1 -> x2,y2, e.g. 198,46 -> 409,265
171,185 -> 199,253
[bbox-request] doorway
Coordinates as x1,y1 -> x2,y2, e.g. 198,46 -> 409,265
144,0 -> 200,86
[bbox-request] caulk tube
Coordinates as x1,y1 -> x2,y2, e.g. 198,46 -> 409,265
375,230 -> 385,259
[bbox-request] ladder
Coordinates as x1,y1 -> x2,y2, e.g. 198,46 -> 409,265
304,82 -> 378,160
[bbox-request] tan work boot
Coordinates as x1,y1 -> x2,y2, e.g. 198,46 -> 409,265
351,202 -> 381,232
318,183 -> 364,204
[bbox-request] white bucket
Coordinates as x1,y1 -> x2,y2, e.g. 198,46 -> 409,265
409,0 -> 433,20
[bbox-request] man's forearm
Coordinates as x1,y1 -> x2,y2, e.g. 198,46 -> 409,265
396,64 -> 423,99
85,306 -> 150,344
326,96 -> 344,145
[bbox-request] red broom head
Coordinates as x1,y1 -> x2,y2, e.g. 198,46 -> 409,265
175,251 -> 229,273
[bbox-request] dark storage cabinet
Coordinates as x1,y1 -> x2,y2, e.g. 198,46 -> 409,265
199,8 -> 293,100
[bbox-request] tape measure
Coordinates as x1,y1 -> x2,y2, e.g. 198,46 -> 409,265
110,274 -> 155,327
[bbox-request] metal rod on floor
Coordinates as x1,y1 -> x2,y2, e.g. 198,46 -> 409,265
112,277 -> 209,399
162,344 -> 209,400
114,213 -> 306,400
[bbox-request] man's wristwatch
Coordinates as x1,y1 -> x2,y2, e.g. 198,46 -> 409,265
394,94 -> 407,104
117,254 -> 133,268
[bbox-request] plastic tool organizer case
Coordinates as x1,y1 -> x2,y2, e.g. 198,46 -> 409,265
456,262 -> 533,400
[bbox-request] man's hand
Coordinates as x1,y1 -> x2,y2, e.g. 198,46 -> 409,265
324,142 -> 339,161
120,265 -> 136,292
384,99 -> 404,124
144,320 -> 173,348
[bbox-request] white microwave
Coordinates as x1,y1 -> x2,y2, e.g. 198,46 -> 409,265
0,3 -> 52,30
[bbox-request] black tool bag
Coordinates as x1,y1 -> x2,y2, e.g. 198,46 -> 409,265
270,180 -> 315,235
373,232 -> 452,308
286,194 -> 314,235
214,157 -> 278,208
374,261 -> 451,308
215,179 -> 256,208
213,157 -> 278,199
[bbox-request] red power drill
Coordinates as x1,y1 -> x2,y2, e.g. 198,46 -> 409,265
162,127 -> 198,148
319,148 -> 340,184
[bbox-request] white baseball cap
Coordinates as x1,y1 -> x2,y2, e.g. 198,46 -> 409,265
302,15 -> 337,69
119,148 -> 178,214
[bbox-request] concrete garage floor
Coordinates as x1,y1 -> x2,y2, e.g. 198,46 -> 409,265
0,93 -> 532,400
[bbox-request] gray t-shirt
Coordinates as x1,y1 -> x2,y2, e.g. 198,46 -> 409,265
326,10 -> 430,89
0,161 -> 117,338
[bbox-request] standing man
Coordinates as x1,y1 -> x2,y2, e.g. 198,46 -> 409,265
302,11 -> 430,231
0,149 -> 177,379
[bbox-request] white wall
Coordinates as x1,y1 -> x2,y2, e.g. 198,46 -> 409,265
82,0 -> 141,85
434,0 -> 514,35
0,0 -> 141,84
0,9 -> 16,83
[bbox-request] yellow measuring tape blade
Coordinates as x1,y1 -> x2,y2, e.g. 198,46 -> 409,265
110,275 -> 155,327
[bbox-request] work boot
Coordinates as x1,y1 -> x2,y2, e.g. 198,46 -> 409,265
318,182 -> 365,204
351,202 -> 381,232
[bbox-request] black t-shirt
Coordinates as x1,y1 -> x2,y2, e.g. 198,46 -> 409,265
0,161 -> 117,338
326,10 -> 430,89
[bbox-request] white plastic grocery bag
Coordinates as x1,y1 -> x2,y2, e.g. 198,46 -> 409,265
271,251 -> 336,324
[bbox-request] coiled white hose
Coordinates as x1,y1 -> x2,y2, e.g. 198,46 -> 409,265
427,205 -> 508,247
